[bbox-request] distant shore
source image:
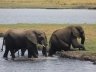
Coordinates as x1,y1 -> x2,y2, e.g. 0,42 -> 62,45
0,5 -> 96,9
0,0 -> 96,9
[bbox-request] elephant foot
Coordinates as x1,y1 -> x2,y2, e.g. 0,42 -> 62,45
44,55 -> 47,57
93,61 -> 96,65
33,55 -> 38,58
42,52 -> 47,57
11,58 -> 15,60
79,48 -> 86,51
3,57 -> 8,60
32,53 -> 38,58
43,53 -> 47,57
48,54 -> 54,57
21,54 -> 24,57
48,53 -> 54,57
28,55 -> 38,58
83,48 -> 86,51
21,52 -> 25,56
28,56 -> 31,58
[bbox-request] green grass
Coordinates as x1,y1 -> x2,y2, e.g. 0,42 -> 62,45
0,23 -> 96,53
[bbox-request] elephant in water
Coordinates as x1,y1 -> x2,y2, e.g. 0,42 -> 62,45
2,29 -> 47,60
48,25 -> 85,56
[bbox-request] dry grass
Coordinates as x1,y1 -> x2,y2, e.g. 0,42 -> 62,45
0,0 -> 96,8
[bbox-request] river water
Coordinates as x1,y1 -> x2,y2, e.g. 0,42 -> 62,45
0,9 -> 96,24
0,38 -> 96,72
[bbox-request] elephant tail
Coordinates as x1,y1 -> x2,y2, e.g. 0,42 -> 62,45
1,38 -> 4,52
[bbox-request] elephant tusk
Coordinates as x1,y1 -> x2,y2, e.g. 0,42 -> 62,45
42,45 -> 45,47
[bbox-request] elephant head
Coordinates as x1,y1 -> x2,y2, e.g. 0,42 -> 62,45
26,30 -> 47,56
33,30 -> 47,56
34,30 -> 47,46
72,26 -> 85,45
71,26 -> 85,50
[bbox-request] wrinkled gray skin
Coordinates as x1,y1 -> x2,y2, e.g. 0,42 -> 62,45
48,26 -> 85,56
2,29 -> 47,60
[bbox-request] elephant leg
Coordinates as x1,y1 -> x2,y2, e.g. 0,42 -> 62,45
32,50 -> 38,58
3,49 -> 9,60
32,44 -> 38,58
48,43 -> 57,57
13,49 -> 19,57
10,49 -> 15,60
42,46 -> 47,57
28,48 -> 38,58
48,48 -> 56,57
28,48 -> 32,58
72,38 -> 85,50
21,48 -> 26,56
9,48 -> 19,57
35,47 -> 38,56
55,35 -> 70,51
57,39 -> 70,51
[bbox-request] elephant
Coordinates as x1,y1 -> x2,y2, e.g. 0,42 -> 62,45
2,29 -> 47,60
48,25 -> 85,56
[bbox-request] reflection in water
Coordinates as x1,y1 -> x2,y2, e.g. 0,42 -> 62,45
0,9 -> 96,24
0,38 -> 96,72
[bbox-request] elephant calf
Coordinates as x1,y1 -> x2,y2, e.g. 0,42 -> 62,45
2,29 -> 47,60
48,25 -> 85,56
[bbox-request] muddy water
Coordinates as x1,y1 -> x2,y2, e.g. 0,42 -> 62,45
0,38 -> 96,72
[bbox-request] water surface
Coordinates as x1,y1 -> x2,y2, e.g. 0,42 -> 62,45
0,38 -> 96,72
0,9 -> 96,24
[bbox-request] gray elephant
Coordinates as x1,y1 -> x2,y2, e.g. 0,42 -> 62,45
48,25 -> 85,56
2,29 -> 47,60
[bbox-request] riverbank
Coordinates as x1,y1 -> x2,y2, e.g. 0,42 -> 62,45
0,0 -> 96,9
59,51 -> 96,63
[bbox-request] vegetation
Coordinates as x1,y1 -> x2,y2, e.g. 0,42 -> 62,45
0,0 -> 96,8
0,24 -> 96,53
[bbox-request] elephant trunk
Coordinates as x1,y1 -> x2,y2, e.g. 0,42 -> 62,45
81,33 -> 85,45
41,40 -> 47,57
81,33 -> 86,50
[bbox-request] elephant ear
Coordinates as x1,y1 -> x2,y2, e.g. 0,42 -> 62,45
72,27 -> 80,37
26,32 -> 37,44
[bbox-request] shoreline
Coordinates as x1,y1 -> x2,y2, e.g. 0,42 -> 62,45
0,4 -> 96,9
0,7 -> 96,9
60,51 -> 96,64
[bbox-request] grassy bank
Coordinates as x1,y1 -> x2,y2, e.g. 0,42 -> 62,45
0,0 -> 96,9
0,24 -> 96,62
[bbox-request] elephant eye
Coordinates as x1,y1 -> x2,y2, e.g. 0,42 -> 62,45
39,36 -> 44,40
80,31 -> 84,34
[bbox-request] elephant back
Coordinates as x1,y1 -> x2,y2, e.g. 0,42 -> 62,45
4,29 -> 25,38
